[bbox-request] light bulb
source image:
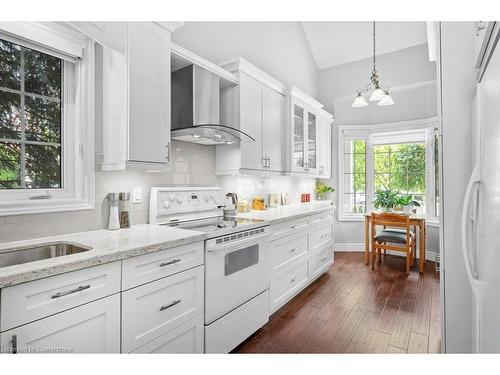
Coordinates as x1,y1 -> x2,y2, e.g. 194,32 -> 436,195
378,91 -> 394,106
352,93 -> 368,108
369,87 -> 385,101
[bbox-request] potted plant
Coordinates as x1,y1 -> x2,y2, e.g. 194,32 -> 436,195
315,183 -> 335,200
373,189 -> 400,212
396,195 -> 413,213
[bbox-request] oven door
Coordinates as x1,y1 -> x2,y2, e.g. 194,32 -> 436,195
205,228 -> 269,324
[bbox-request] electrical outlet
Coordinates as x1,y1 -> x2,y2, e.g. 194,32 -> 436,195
132,187 -> 143,204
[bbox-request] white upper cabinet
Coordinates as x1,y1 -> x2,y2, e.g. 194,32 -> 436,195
317,109 -> 334,179
286,87 -> 324,175
216,58 -> 286,175
98,22 -> 176,171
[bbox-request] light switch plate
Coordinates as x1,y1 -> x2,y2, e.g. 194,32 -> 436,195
132,187 -> 143,204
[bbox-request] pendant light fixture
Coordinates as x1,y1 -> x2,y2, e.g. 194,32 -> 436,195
352,22 -> 394,108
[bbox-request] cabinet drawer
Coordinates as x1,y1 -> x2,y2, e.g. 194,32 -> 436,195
131,315 -> 204,354
309,247 -> 333,281
270,259 -> 308,313
310,210 -> 334,226
122,241 -> 204,290
269,217 -> 309,242
310,222 -> 333,252
0,294 -> 120,354
270,231 -> 308,273
205,290 -> 269,353
121,265 -> 204,353
1,262 -> 121,332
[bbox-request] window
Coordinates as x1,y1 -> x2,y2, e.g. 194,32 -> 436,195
373,143 -> 426,212
343,139 -> 366,215
338,121 -> 439,223
0,23 -> 94,216
0,38 -> 63,189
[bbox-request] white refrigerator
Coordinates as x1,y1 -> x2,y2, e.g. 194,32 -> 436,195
462,22 -> 500,353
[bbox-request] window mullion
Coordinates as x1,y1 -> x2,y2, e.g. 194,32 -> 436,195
20,47 -> 26,189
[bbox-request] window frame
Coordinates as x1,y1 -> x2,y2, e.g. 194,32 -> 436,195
338,118 -> 439,225
0,23 -> 94,216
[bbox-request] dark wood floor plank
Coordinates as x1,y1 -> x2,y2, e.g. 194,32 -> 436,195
365,330 -> 391,353
407,332 -> 429,353
234,252 -> 440,354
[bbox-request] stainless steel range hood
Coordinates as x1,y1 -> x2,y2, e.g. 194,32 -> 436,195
171,65 -> 254,145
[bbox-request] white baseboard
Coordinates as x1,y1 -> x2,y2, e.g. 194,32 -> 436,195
333,243 -> 439,262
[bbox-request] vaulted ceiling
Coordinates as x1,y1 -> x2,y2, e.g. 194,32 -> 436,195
301,22 -> 428,70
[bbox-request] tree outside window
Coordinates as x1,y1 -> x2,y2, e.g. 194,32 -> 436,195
0,38 -> 62,189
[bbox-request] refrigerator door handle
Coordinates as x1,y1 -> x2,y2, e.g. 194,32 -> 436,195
460,163 -> 481,293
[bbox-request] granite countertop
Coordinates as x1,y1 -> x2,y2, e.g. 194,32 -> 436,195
0,224 -> 206,288
238,201 -> 335,225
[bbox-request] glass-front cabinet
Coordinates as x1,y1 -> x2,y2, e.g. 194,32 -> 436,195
289,90 -> 320,174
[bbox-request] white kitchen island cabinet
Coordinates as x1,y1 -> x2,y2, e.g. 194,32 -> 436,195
216,58 -> 286,175
0,294 -> 121,354
99,22 -> 180,171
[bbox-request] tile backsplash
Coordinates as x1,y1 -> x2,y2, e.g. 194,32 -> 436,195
0,141 -> 217,244
217,175 -> 317,205
0,140 -> 320,244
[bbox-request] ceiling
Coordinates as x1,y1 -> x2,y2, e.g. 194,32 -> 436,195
301,22 -> 428,70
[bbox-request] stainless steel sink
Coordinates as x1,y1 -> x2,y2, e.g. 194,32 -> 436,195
0,243 -> 91,268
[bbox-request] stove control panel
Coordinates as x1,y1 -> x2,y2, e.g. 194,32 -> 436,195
149,187 -> 223,224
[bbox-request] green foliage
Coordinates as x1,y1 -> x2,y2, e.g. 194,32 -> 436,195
0,38 -> 61,189
373,189 -> 400,209
352,140 -> 366,192
374,143 -> 425,194
316,182 -> 335,194
396,195 -> 413,207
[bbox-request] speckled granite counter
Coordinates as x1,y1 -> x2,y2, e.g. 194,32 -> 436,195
238,201 -> 335,225
0,224 -> 206,288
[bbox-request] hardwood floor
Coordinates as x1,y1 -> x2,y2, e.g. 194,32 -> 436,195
233,252 -> 441,354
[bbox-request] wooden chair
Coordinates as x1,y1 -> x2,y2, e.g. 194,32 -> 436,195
371,212 -> 416,274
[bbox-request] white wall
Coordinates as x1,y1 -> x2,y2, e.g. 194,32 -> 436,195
317,43 -> 439,254
172,22 -> 319,97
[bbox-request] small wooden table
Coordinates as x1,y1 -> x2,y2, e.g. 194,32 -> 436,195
364,212 -> 426,273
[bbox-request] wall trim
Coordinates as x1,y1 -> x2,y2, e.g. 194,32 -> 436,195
333,243 -> 439,262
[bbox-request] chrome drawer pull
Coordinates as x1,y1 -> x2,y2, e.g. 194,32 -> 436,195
290,276 -> 299,282
290,248 -> 296,252
159,299 -> 181,311
51,284 -> 90,299
290,225 -> 296,229
321,257 -> 328,262
159,259 -> 181,267
320,234 -> 329,239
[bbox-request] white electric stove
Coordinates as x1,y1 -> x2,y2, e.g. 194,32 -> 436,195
149,187 -> 270,353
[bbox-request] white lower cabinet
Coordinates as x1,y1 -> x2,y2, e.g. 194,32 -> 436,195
0,294 -> 120,354
309,247 -> 334,281
121,265 -> 204,353
131,315 -> 204,354
268,209 -> 335,315
270,258 -> 309,314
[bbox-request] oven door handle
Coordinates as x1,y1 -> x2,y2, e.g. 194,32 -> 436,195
206,232 -> 268,252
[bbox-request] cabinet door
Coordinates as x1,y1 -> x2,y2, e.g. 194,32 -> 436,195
292,102 -> 306,171
318,116 -> 332,178
0,294 -> 120,354
239,73 -> 264,170
306,110 -> 318,173
263,87 -> 285,171
128,22 -> 171,165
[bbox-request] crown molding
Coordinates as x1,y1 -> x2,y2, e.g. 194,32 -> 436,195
220,58 -> 286,95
